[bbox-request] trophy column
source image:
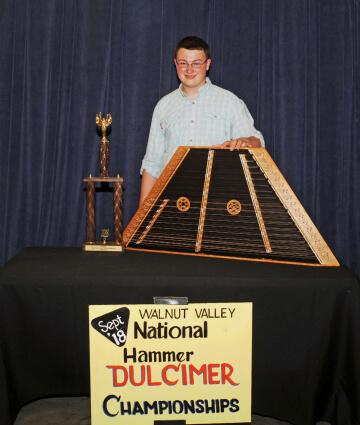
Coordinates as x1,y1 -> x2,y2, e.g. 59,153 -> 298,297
86,178 -> 96,243
83,113 -> 124,252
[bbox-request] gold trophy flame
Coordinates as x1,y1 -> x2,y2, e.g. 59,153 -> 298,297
96,113 -> 112,178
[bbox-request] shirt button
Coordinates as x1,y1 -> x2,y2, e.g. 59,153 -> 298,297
189,139 -> 192,142
192,101 -> 195,105
191,120 -> 194,123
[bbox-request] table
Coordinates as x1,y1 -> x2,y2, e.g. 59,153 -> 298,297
0,248 -> 359,425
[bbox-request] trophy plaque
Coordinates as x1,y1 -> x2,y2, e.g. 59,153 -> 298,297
83,113 -> 124,252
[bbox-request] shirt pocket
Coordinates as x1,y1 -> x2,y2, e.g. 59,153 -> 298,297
199,111 -> 229,144
161,112 -> 181,133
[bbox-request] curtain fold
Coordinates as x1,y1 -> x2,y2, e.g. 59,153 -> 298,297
1,0 -> 359,277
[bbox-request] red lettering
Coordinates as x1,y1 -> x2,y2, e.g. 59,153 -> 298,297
106,365 -> 128,387
181,363 -> 188,385
162,364 -> 179,385
188,363 -> 207,384
129,365 -> 146,386
208,363 -> 220,384
146,365 -> 161,386
106,362 -> 239,388
221,363 -> 239,385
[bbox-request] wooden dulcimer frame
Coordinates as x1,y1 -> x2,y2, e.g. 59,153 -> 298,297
124,147 -> 339,267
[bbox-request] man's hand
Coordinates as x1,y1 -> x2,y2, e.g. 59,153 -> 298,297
139,170 -> 157,207
212,136 -> 261,150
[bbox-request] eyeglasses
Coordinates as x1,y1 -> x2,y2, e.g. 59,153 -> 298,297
175,59 -> 208,70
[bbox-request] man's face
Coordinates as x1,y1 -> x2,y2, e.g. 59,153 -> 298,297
174,48 -> 211,92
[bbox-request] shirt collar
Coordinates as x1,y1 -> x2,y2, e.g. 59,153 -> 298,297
179,77 -> 212,98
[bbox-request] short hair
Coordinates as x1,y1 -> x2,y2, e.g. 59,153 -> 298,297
175,36 -> 210,59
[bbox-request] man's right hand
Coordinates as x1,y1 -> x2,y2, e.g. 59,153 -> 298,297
139,170 -> 157,207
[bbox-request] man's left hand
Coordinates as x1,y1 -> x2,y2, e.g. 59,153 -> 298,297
213,136 -> 261,150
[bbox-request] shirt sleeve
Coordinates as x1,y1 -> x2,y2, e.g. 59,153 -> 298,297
140,103 -> 165,178
230,97 -> 265,147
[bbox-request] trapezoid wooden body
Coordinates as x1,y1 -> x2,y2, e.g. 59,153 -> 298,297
124,147 -> 339,266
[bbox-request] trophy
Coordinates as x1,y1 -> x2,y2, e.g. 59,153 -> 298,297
83,113 -> 124,252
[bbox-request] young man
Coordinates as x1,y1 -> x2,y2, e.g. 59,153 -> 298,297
139,36 -> 264,205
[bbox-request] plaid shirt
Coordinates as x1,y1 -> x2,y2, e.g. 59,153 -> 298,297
141,78 -> 264,178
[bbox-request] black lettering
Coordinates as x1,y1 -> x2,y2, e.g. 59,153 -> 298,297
102,394 -> 120,417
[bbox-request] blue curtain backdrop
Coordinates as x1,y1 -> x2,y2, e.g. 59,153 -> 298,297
0,0 -> 359,276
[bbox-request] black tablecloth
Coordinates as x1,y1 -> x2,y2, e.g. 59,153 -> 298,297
0,248 -> 359,425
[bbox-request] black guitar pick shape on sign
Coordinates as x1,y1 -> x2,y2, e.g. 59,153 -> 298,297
91,307 -> 130,347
